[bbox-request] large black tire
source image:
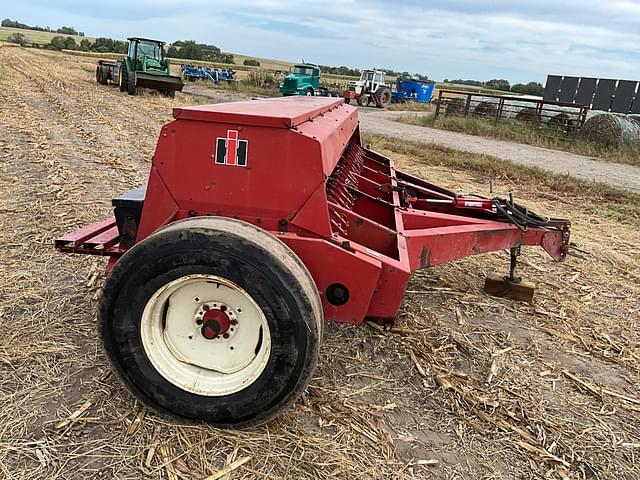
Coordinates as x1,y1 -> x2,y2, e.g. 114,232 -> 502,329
96,66 -> 108,85
119,64 -> 127,92
305,87 -> 314,96
99,217 -> 323,428
357,94 -> 370,107
127,70 -> 136,96
375,86 -> 392,107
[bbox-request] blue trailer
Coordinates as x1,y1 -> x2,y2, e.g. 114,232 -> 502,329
181,65 -> 236,84
391,79 -> 436,103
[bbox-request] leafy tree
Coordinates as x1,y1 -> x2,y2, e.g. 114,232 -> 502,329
511,81 -> 544,96
243,59 -> 260,67
7,32 -> 26,46
47,36 -> 68,50
168,40 -> 234,63
57,26 -> 77,35
63,36 -> 76,50
179,41 -> 203,60
80,38 -> 91,51
485,79 -> 511,91
320,65 -> 361,77
447,79 -> 484,87
166,45 -> 179,57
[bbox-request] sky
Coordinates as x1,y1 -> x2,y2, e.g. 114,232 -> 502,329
3,0 -> 640,83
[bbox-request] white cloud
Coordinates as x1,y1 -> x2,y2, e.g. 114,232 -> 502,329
4,0 -> 640,82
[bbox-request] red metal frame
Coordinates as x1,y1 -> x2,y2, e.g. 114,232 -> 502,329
55,97 -> 570,324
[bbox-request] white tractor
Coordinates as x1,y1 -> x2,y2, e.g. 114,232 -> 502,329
343,69 -> 392,107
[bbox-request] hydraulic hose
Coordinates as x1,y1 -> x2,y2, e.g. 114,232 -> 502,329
492,197 -> 564,231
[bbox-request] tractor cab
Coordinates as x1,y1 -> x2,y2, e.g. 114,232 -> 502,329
128,37 -> 166,71
279,63 -> 321,96
344,69 -> 391,107
116,37 -> 184,96
347,69 -> 386,95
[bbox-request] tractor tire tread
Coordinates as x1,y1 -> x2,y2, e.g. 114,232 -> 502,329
127,70 -> 136,95
99,217 -> 322,428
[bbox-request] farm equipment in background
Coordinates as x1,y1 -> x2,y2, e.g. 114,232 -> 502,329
55,97 -> 571,428
391,78 -> 436,104
344,69 -> 392,107
181,64 -> 236,84
279,63 -> 341,97
95,37 -> 183,97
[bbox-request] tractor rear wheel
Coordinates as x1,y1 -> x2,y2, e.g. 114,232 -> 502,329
127,70 -> 136,95
357,94 -> 370,107
375,86 -> 392,106
99,217 -> 323,428
96,66 -> 108,85
119,65 -> 127,92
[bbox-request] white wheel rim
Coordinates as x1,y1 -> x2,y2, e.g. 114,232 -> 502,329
140,274 -> 271,396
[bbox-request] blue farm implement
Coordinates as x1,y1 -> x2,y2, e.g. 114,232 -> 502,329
181,65 -> 236,84
392,79 -> 436,104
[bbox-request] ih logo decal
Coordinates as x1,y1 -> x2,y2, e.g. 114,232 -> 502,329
215,130 -> 248,166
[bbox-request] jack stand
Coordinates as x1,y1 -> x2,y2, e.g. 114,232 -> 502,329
484,246 -> 536,302
508,246 -> 521,283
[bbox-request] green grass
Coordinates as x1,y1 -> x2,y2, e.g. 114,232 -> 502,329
0,26 -> 95,45
398,113 -> 640,167
363,133 -> 640,225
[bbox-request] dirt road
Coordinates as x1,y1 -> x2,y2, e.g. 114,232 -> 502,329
1,47 -> 639,480
359,109 -> 640,193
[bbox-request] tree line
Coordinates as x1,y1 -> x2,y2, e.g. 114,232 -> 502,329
166,41 -> 234,64
444,78 -> 544,96
319,65 -> 431,81
42,36 -> 128,53
2,18 -> 84,36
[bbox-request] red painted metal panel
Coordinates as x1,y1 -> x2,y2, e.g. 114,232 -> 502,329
55,216 -> 116,248
279,233 -> 382,324
83,225 -> 119,249
54,216 -> 126,257
173,96 -> 345,128
404,224 -> 546,270
291,181 -> 332,237
402,209 -> 496,230
152,120 -> 324,222
136,166 -> 179,241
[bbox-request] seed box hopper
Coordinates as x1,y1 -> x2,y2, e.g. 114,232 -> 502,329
55,97 -> 570,428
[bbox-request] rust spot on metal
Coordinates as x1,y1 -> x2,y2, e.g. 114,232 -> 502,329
419,247 -> 430,268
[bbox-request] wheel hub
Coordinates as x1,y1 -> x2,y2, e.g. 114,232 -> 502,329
201,309 -> 231,339
142,275 -> 271,393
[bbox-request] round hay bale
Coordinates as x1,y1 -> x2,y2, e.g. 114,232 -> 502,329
577,113 -> 640,147
516,107 -> 540,123
473,101 -> 497,117
445,97 -> 465,116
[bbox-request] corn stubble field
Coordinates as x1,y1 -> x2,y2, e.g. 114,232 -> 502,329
0,47 -> 639,480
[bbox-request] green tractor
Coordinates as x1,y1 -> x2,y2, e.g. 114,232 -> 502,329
96,37 -> 183,97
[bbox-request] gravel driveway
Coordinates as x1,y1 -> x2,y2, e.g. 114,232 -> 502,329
358,109 -> 640,193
